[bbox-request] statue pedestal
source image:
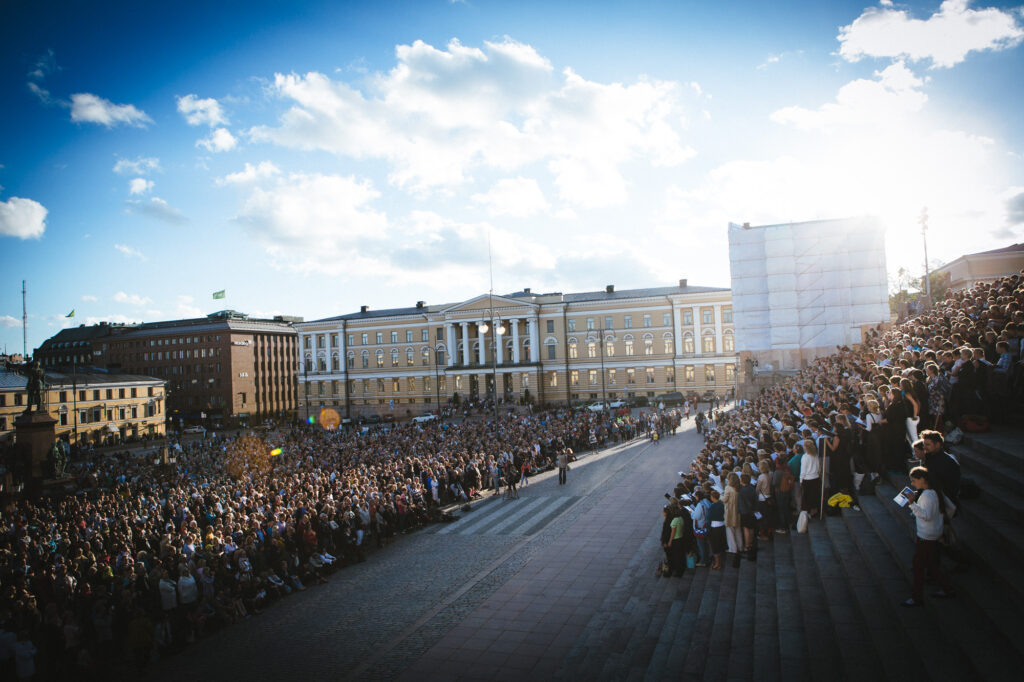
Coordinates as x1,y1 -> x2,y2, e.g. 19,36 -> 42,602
14,410 -> 57,498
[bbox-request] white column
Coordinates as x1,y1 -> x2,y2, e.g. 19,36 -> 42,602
460,322 -> 471,366
478,321 -> 487,365
694,305 -> 703,356
495,323 -> 505,365
445,323 -> 456,367
713,303 -> 724,355
528,317 -> 540,363
672,306 -> 683,356
510,319 -> 521,364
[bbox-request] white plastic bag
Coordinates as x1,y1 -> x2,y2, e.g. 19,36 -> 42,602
796,510 -> 810,534
946,427 -> 964,445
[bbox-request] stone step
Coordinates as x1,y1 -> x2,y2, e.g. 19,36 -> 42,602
822,515 -> 924,682
840,509 -> 975,681
957,497 -> 1024,567
702,556 -> 740,682
752,537 -> 780,682
961,431 -> 1024,474
723,552 -> 756,681
680,560 -> 724,680
860,487 -> 1024,678
772,533 -> 808,682
646,567 -> 708,682
805,521 -> 882,680
952,444 -> 1024,524
789,532 -> 845,681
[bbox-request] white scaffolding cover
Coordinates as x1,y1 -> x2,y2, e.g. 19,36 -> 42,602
728,218 -> 889,362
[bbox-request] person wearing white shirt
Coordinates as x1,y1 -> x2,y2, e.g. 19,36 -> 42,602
903,467 -> 956,607
799,439 -> 822,518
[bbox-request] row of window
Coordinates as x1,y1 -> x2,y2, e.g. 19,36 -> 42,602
0,386 -> 157,407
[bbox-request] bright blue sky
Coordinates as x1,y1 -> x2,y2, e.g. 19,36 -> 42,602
2,0 -> 1023,355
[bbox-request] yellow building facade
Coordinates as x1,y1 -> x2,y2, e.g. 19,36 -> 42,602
0,367 -> 166,446
296,282 -> 737,419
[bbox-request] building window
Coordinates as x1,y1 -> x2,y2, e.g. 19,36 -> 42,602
685,366 -> 695,383
455,375 -> 462,391
422,348 -> 430,365
605,340 -> 615,357
684,336 -> 695,354
623,315 -> 632,329
664,338 -> 673,354
106,389 -> 113,400
376,332 -> 383,344
424,376 -> 431,393
643,314 -> 651,328
723,334 -> 734,352
59,391 -> 67,403
604,316 -> 613,330
390,350 -> 399,367
705,365 -> 716,383
408,377 -> 415,393
702,336 -> 716,354
304,337 -> 311,349
723,307 -> 733,323
332,356 -> 340,371
568,340 -> 578,358
547,344 -> 557,360
586,317 -> 595,330
703,309 -> 714,325
376,352 -> 384,368
348,334 -> 355,346
546,320 -> 554,333
361,333 -> 368,345
567,319 -> 576,332
608,368 -> 616,385
588,369 -> 598,385
587,341 -> 597,358
362,353 -> 369,369
662,313 -> 670,326
436,327 -> 443,341
318,358 -> 327,372
683,310 -> 693,325
626,368 -> 636,384
362,379 -> 370,394
625,338 -> 634,356
435,348 -> 445,365
317,335 -> 325,348
59,411 -> 68,426
521,373 -> 530,390
646,367 -> 655,383
406,330 -> 413,343
331,380 -> 339,395
570,370 -> 579,386
318,382 -> 325,397
725,364 -> 735,381
406,350 -> 414,366
548,371 -> 558,387
644,337 -> 654,355
666,366 -> 675,383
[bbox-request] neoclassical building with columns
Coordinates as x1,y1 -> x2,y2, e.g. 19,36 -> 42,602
295,280 -> 737,419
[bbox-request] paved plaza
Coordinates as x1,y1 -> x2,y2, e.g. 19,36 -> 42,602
150,423 -> 698,681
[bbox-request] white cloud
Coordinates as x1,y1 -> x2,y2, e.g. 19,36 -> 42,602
249,38 -> 695,206
113,291 -> 152,306
70,93 -> 152,128
113,157 -> 160,175
175,295 -> 201,318
196,127 -> 237,152
216,161 -> 281,185
838,0 -> 1024,68
124,197 -> 186,224
114,243 -> 147,260
0,196 -> 47,239
176,94 -> 228,126
0,315 -> 21,328
128,178 -> 154,195
27,81 -> 56,105
471,177 -> 549,217
770,61 -> 926,130
81,295 -> 97,302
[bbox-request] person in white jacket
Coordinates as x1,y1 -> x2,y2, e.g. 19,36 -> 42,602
903,466 -> 956,607
799,439 -> 822,518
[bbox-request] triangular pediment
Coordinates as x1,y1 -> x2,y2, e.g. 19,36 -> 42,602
441,294 -> 538,315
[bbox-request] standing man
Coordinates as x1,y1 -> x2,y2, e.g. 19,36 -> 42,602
557,449 -> 569,485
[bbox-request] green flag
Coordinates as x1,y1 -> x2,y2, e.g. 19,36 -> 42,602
212,290 -> 226,300
66,309 -> 75,318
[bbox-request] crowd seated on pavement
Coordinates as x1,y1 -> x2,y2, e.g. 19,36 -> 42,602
0,402 -> 658,680
661,270 -> 1024,583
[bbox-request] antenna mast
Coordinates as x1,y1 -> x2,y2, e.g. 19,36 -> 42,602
22,280 -> 28,360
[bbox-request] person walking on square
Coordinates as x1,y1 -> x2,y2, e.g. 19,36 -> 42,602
557,449 -> 569,485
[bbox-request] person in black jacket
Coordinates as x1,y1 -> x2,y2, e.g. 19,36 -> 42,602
920,430 -> 961,509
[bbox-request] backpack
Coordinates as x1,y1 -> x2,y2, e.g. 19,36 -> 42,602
779,469 -> 795,493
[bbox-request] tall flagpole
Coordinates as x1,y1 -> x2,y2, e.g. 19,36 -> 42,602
22,280 -> 28,360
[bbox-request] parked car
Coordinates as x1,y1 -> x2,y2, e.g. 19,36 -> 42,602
412,413 -> 438,423
183,425 -> 206,434
585,402 -> 607,412
607,399 -> 627,409
627,395 -> 649,407
656,391 -> 685,407
367,415 -> 382,424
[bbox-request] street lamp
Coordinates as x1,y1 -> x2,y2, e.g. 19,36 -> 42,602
478,313 -> 505,421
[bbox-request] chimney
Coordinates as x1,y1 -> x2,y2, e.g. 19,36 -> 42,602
606,284 -> 614,293
679,279 -> 688,288
523,287 -> 531,294
360,305 -> 369,313
415,301 -> 425,309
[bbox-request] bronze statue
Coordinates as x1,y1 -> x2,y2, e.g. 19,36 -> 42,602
26,360 -> 46,412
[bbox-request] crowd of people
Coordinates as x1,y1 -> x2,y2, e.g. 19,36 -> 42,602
0,403 -> 656,680
660,271 -> 1023,592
